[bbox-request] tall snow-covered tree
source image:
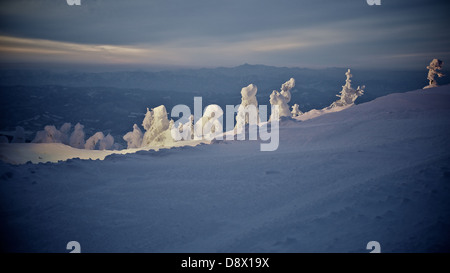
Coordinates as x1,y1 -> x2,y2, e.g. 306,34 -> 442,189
123,124 -> 143,148
69,123 -> 86,149
175,114 -> 194,141
424,59 -> 445,89
59,123 -> 72,145
124,105 -> 175,148
329,69 -> 364,108
236,84 -> 259,132
269,78 -> 295,120
142,108 -> 153,131
141,105 -> 173,147
194,105 -> 223,140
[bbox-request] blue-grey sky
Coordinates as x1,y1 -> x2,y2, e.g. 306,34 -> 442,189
0,0 -> 449,69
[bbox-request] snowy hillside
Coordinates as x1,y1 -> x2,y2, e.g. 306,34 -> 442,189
1,85 -> 450,252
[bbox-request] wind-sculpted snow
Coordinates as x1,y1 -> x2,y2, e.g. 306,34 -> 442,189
1,85 -> 449,252
270,78 -> 295,120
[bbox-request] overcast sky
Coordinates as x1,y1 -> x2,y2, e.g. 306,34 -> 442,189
0,0 -> 449,69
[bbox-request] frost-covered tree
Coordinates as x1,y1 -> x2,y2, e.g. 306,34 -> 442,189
32,125 -> 64,143
99,134 -> 115,150
69,123 -> 86,149
194,105 -> 223,140
84,132 -> 114,150
59,123 -> 72,145
85,132 -> 105,150
424,59 -> 445,89
12,126 -> 26,143
142,108 -> 153,131
123,124 -> 143,148
291,104 -> 302,117
32,123 -> 73,144
174,114 -> 194,141
141,105 -> 173,146
281,78 -> 295,103
124,105 -> 175,148
329,69 -> 364,108
184,114 -> 195,140
236,84 -> 259,132
269,78 -> 295,120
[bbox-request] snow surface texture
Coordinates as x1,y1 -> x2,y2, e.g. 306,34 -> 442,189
1,86 -> 450,252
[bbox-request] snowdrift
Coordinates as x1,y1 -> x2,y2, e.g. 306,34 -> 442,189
0,85 -> 449,252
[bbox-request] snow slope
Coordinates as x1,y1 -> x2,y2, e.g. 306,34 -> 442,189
1,85 -> 450,252
0,140 -> 207,165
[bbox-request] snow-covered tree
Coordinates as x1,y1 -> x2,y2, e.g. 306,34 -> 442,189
424,59 -> 445,89
32,125 -> 64,143
329,69 -> 364,108
12,126 -> 26,143
85,132 -> 105,150
124,105 -> 175,148
142,107 -> 153,131
291,104 -> 302,117
174,114 -> 194,141
280,78 -> 295,103
186,114 -> 195,140
123,124 -> 143,148
84,132 -> 115,150
194,105 -> 223,140
236,84 -> 259,132
141,105 -> 174,146
269,78 -> 295,120
69,123 -> 86,149
99,133 -> 115,150
59,123 -> 72,145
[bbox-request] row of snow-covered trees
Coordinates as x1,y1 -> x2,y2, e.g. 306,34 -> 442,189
4,122 -> 118,150
0,68 -> 366,149
267,68 -> 365,120
5,60 -> 442,149
121,68 -> 366,149
34,122 -> 116,150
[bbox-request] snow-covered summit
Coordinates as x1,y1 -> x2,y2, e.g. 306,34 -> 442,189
0,85 -> 449,252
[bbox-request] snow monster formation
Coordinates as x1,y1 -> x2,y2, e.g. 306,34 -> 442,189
124,105 -> 175,148
423,59 -> 445,89
235,84 -> 259,134
329,69 -> 364,108
269,78 -> 295,120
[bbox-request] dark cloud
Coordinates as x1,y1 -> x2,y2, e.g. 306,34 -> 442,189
0,0 -> 449,68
